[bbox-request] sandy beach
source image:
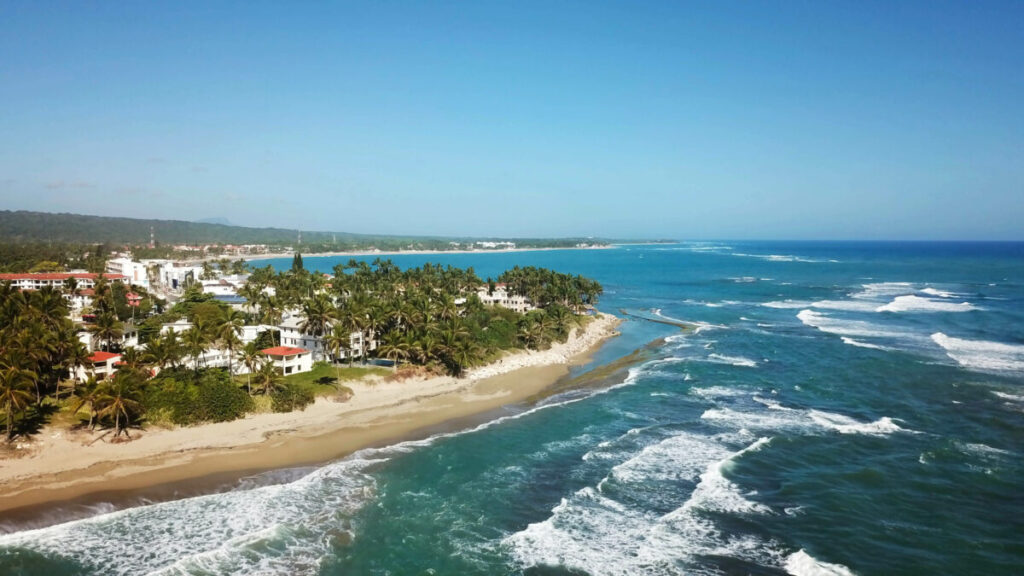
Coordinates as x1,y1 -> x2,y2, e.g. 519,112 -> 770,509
0,314 -> 621,515
192,244 -> 612,264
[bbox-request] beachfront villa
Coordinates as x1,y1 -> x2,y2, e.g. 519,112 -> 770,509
477,284 -> 535,313
74,350 -> 121,381
278,312 -> 374,362
261,346 -> 313,375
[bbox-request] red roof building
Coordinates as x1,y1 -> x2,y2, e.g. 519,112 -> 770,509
261,346 -> 308,357
88,351 -> 121,363
0,273 -> 127,291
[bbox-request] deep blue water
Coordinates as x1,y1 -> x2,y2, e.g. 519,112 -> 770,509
1,242 -> 1022,575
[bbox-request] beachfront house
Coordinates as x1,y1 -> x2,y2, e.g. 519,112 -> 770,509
261,346 -> 313,375
476,284 -> 535,313
278,312 -> 374,363
74,350 -> 121,381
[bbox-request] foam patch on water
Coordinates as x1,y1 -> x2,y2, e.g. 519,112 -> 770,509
762,300 -> 813,309
797,310 -> 906,339
992,390 -> 1024,402
732,253 -> 835,264
706,354 -> 758,368
920,287 -> 958,298
851,282 -> 914,299
785,549 -> 856,575
840,337 -> 890,351
0,452 -> 385,576
702,406 -> 913,437
505,437 -> 780,575
931,333 -> 1024,373
876,295 -> 978,313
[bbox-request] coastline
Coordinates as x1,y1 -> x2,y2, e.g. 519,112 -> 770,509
0,313 -> 621,516
193,244 -> 613,264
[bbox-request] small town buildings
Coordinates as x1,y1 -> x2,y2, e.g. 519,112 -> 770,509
261,346 -> 313,375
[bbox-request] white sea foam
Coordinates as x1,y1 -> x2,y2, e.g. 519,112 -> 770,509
807,411 -> 911,436
797,310 -> 906,339
0,451 -> 385,576
931,333 -> 1024,373
876,295 -> 978,313
992,391 -> 1024,402
703,406 -> 912,437
690,386 -> 747,399
785,549 -> 857,576
840,337 -> 890,351
706,354 -> 758,368
506,436 -> 779,576
762,300 -> 812,309
920,287 -> 957,298
732,253 -> 833,264
810,300 -> 879,312
851,282 -> 913,299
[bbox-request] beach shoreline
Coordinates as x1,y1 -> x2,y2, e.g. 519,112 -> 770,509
0,314 -> 621,517
191,244 -> 613,264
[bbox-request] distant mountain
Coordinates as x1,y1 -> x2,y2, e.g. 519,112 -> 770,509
195,217 -> 232,226
0,210 -> 614,251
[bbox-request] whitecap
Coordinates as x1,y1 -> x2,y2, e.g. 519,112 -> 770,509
877,295 -> 978,313
785,549 -> 857,576
840,337 -> 890,351
931,333 -> 1024,373
706,354 -> 758,368
797,310 -> 907,339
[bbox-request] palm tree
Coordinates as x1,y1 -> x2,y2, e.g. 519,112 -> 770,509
323,324 -> 352,382
96,374 -> 144,438
237,341 -> 263,396
378,333 -> 411,371
71,376 -> 102,430
0,363 -> 36,440
215,310 -> 246,374
183,324 -> 210,373
255,361 -> 284,396
300,294 -> 337,359
260,295 -> 283,345
89,311 -> 124,352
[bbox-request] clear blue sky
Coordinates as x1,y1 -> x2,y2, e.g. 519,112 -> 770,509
1,1 -> 1022,240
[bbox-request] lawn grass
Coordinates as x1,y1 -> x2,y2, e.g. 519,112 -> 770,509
283,362 -> 388,397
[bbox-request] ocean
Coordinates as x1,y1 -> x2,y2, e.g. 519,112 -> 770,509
1,241 -> 1022,575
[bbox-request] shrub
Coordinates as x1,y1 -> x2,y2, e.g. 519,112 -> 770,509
196,371 -> 253,422
270,384 -> 315,413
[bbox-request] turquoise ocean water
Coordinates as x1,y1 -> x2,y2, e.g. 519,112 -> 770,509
1,242 -> 1022,575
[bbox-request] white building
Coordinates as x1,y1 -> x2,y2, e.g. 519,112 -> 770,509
477,284 -> 534,313
278,312 -> 372,362
105,258 -> 151,289
0,272 -> 126,291
261,346 -> 313,375
74,350 -> 121,382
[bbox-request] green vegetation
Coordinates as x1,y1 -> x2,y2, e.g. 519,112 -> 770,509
0,211 -> 609,266
1,255 -> 602,448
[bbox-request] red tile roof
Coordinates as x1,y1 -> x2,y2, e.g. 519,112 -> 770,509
261,346 -> 308,357
89,351 -> 121,363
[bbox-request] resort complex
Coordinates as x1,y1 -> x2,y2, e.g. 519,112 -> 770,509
0,252 -> 604,442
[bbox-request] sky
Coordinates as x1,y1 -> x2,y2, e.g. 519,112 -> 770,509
1,1 -> 1022,240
